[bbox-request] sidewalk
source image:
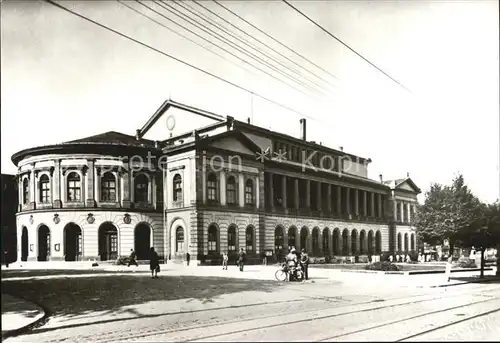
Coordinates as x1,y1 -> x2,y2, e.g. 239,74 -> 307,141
1,293 -> 47,340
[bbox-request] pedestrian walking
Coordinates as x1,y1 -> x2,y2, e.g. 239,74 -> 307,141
149,247 -> 160,279
222,252 -> 228,270
4,249 -> 9,268
237,248 -> 246,272
186,252 -> 190,266
300,248 -> 309,280
128,249 -> 138,267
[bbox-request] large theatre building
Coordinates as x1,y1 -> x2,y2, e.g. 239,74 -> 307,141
12,100 -> 421,265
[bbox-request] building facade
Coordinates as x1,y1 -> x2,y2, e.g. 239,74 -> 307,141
11,100 -> 421,265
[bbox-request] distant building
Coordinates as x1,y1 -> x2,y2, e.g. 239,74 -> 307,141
1,173 -> 18,263
11,100 -> 421,265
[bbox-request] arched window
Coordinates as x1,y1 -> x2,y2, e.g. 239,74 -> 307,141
404,233 -> 409,252
67,172 -> 81,201
23,178 -> 29,204
207,173 -> 217,201
246,226 -> 254,252
410,234 -> 415,251
101,172 -> 116,202
176,227 -> 184,252
228,226 -> 236,252
322,228 -> 329,255
375,231 -> 382,254
245,179 -> 254,205
226,176 -> 236,204
208,225 -> 218,253
312,228 -> 319,256
173,174 -> 182,202
134,174 -> 149,202
39,174 -> 50,203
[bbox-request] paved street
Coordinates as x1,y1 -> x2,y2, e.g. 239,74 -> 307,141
2,265 -> 499,342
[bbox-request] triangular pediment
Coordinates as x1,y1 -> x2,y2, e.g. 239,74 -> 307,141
139,100 -> 225,142
395,178 -> 421,194
205,131 -> 260,157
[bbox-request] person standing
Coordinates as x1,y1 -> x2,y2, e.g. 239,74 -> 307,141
300,248 -> 309,281
237,248 -> 246,272
128,249 -> 138,267
186,252 -> 190,267
149,247 -> 160,279
222,252 -> 228,270
4,249 -> 9,268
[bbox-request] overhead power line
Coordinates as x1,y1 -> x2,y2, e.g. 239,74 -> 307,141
117,1 -> 262,80
155,0 -> 326,98
171,0 -> 334,97
188,0 -> 338,94
282,0 -> 411,93
44,0 -> 335,126
213,0 -> 340,83
134,0 -> 318,100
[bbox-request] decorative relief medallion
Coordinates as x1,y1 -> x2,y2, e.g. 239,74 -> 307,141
123,213 -> 131,225
53,214 -> 60,224
87,213 -> 95,224
29,215 -> 34,225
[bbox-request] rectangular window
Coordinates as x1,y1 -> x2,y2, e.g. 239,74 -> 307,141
102,180 -> 116,201
245,184 -> 254,204
227,183 -> 236,204
40,182 -> 50,203
68,181 -> 81,201
207,180 -> 217,201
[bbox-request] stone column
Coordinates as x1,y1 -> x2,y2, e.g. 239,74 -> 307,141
202,161 -> 207,204
220,170 -> 226,206
94,168 -> 101,204
354,189 -> 359,216
400,201 -> 405,223
316,182 -> 322,211
255,175 -> 260,209
393,200 -> 398,221
305,179 -> 311,209
29,165 -> 36,209
121,164 -> 131,208
238,173 -> 245,207
86,160 -> 96,208
345,187 -> 350,215
294,178 -> 299,210
363,190 -> 367,216
378,194 -> 383,218
370,192 -> 375,217
17,177 -> 23,211
336,186 -> 341,214
326,184 -> 332,213
281,175 -> 287,210
53,160 -> 62,208
268,172 -> 274,211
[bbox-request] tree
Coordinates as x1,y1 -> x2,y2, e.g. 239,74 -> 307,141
413,174 -> 483,257
459,202 -> 500,278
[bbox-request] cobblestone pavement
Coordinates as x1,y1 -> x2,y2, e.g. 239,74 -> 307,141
2,266 -> 499,342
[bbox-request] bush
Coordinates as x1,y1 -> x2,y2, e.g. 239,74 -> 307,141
458,258 -> 477,269
365,261 -> 400,271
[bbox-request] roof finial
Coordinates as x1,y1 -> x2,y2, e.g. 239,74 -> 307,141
407,172 -> 410,178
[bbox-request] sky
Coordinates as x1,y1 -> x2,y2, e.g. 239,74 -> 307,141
1,0 -> 499,203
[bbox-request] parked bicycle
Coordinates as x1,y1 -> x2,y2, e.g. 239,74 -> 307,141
275,262 -> 304,282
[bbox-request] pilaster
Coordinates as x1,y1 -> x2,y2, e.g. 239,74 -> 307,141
268,172 -> 274,211
370,192 -> 375,217
354,188 -> 359,216
281,175 -> 287,210
305,179 -> 310,209
220,170 -> 226,206
238,173 -> 245,207
363,190 -> 367,216
53,160 -> 62,208
294,178 -> 299,210
326,183 -> 332,213
336,186 -> 341,214
86,159 -> 96,208
316,182 -> 322,211
378,193 -> 383,218
345,187 -> 350,215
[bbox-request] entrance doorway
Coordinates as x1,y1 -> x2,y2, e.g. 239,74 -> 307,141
98,223 -> 118,261
134,223 -> 151,260
21,226 -> 28,262
64,223 -> 82,261
37,225 -> 50,261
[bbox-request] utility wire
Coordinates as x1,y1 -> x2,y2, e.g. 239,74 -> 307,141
136,0 -> 319,100
213,0 -> 339,83
282,0 -> 411,93
117,1 -> 262,81
173,0 -> 334,96
44,0 -> 334,126
155,0 -> 326,98
196,0 -> 338,92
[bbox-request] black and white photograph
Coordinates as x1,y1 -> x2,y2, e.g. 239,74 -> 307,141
1,0 -> 499,341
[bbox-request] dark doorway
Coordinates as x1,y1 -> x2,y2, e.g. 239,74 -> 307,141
99,223 -> 118,261
21,226 -> 28,262
64,223 -> 82,261
134,223 -> 151,260
300,227 -> 308,252
288,227 -> 296,250
37,225 -> 50,261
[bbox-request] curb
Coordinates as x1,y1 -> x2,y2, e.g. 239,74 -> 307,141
1,294 -> 51,341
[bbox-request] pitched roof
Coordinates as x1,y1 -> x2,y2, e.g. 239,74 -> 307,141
63,131 -> 155,147
383,177 -> 421,193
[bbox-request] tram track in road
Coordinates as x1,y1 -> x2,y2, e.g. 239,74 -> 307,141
98,287 -> 497,342
317,296 -> 500,341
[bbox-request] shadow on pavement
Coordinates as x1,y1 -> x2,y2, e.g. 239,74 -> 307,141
1,268 -> 119,278
450,275 -> 500,284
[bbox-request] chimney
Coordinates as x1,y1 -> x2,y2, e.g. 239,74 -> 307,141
379,174 -> 383,183
339,146 -> 343,151
247,117 -> 251,124
300,118 -> 307,141
135,129 -> 141,141
407,172 -> 410,178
